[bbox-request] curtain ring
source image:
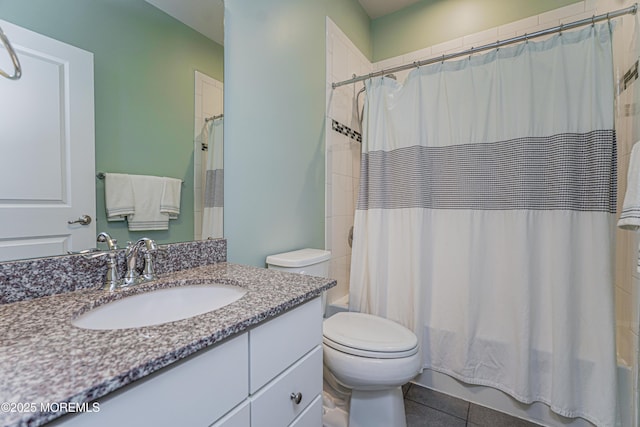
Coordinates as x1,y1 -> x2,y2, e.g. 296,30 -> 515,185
559,23 -> 563,35
368,73 -> 374,85
592,15 -> 596,27
441,54 -> 445,64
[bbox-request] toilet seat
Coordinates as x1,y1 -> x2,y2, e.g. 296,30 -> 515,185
323,312 -> 418,359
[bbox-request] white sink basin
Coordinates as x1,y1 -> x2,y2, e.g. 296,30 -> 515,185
72,284 -> 247,330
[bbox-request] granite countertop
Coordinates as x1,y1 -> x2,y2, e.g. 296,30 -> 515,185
0,262 -> 336,427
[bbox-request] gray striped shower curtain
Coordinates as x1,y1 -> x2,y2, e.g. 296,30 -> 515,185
350,24 -> 617,426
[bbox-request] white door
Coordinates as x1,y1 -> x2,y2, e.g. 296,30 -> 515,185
0,19 -> 95,261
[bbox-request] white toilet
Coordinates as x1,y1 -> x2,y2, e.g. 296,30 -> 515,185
266,249 -> 421,427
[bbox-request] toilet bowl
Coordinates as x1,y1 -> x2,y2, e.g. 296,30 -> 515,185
266,249 -> 421,427
323,312 -> 421,427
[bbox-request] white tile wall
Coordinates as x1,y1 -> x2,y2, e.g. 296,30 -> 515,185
611,4 -> 640,423
497,15 -> 539,38
325,18 -> 371,305
538,2 -> 586,25
326,3 -> 639,422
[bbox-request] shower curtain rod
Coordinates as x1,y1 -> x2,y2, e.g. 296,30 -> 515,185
332,3 -> 638,89
205,113 -> 224,122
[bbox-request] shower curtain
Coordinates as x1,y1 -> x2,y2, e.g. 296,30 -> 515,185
200,118 -> 224,239
350,24 -> 618,426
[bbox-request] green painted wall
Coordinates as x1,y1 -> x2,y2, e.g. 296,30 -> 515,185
371,0 -> 583,61
224,0 -> 369,267
326,0 -> 372,60
0,0 -> 223,248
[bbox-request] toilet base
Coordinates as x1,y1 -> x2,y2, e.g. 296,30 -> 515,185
348,387 -> 406,427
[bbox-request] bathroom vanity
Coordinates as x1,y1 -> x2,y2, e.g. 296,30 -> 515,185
51,298 -> 323,427
0,240 -> 335,427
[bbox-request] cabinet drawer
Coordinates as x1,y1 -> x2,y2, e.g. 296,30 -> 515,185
250,346 -> 322,427
289,394 -> 322,427
249,298 -> 322,393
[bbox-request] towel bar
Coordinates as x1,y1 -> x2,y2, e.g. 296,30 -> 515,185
97,172 -> 184,184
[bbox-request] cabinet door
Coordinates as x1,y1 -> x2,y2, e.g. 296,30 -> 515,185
250,346 -> 322,427
249,298 -> 322,393
210,400 -> 249,427
50,333 -> 248,427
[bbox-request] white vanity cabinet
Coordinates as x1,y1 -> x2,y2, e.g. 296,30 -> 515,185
249,297 -> 323,426
50,297 -> 322,427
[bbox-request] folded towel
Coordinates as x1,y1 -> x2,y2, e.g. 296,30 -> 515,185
160,177 -> 182,220
127,175 -> 170,231
104,173 -> 135,221
618,141 -> 640,272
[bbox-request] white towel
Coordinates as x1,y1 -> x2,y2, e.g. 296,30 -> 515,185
160,177 -> 182,220
127,175 -> 170,231
618,141 -> 640,272
104,173 -> 135,221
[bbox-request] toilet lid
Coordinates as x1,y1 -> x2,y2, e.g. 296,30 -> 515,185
323,312 -> 418,358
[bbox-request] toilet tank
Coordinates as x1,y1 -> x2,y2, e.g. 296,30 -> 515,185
266,248 -> 331,277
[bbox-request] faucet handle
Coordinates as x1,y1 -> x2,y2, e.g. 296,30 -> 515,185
67,248 -> 100,256
75,248 -> 121,290
102,251 -> 121,291
82,251 -> 112,260
139,239 -> 169,282
144,240 -> 168,254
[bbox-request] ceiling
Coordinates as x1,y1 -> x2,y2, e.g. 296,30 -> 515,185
144,0 -> 419,46
358,0 -> 421,19
145,0 -> 225,45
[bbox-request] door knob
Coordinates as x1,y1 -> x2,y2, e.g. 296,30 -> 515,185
68,214 -> 92,225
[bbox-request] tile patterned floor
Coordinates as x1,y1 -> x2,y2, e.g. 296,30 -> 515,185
403,383 -> 543,427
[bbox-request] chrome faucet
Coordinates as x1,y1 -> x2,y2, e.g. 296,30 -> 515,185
123,238 -> 165,286
79,234 -> 165,291
123,238 -> 148,286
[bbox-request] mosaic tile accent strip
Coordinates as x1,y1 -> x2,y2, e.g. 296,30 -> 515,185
0,239 -> 227,305
332,119 -> 362,143
620,59 -> 638,93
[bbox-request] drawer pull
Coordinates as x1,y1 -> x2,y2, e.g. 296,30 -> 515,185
290,392 -> 302,404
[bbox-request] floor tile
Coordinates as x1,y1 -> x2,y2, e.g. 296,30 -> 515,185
405,400 -> 467,427
468,403 -> 543,427
405,385 -> 469,420
402,382 -> 411,397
